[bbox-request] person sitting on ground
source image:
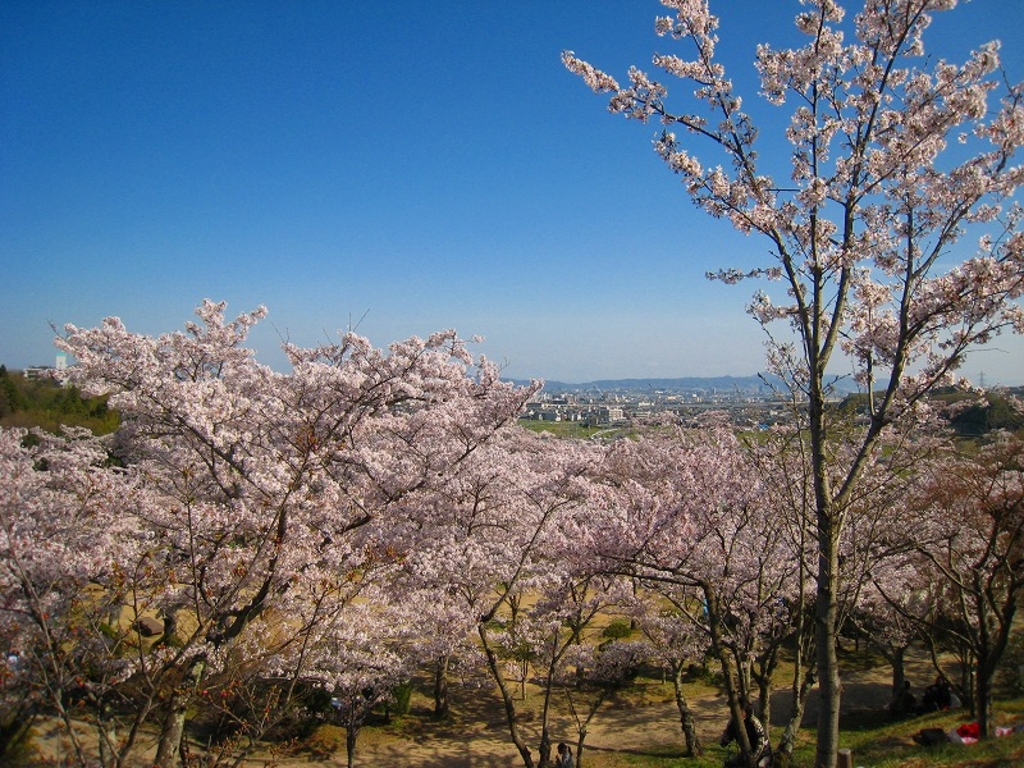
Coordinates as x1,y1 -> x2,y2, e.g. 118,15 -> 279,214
921,676 -> 952,712
720,698 -> 771,767
888,679 -> 917,718
555,741 -> 574,768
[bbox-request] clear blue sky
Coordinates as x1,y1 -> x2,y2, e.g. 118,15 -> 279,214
3,1 -> 1022,385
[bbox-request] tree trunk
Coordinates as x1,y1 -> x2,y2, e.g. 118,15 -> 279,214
564,685 -> 609,768
777,595 -> 816,764
346,723 -> 358,768
775,478 -> 816,767
97,703 -> 117,768
811,371 -> 842,768
977,674 -> 993,740
433,654 -> 450,718
814,524 -> 842,768
479,624 -> 536,768
575,729 -> 587,768
976,655 -> 996,739
538,633 -> 558,767
753,647 -> 778,732
154,699 -> 187,768
890,645 -> 906,698
703,582 -> 754,764
671,660 -> 703,757
154,656 -> 204,768
776,662 -> 815,765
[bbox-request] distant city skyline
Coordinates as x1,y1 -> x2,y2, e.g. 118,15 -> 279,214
3,1 -> 1023,386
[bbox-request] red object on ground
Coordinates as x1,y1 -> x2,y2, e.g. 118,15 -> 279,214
956,722 -> 980,740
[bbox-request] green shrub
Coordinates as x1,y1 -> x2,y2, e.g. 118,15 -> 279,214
602,619 -> 633,640
391,681 -> 413,717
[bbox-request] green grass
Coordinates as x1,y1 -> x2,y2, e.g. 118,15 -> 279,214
540,705 -> 1024,768
836,699 -> 1024,768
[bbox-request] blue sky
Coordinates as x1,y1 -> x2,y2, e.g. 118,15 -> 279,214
3,1 -> 1023,385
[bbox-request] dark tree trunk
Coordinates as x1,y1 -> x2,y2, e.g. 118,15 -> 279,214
346,723 -> 358,768
671,660 -> 703,757
890,645 -> 906,698
433,654 -> 450,718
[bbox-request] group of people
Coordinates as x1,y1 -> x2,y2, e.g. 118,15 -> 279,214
889,675 -> 958,719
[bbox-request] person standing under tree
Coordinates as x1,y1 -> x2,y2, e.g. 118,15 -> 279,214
720,699 -> 771,767
555,741 -> 574,768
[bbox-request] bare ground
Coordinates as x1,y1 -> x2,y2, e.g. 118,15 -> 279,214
23,651 -> 943,767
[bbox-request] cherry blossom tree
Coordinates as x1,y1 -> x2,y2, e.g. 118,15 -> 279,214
414,427 -> 607,768
749,401 -> 947,758
398,590 -> 481,720
42,299 -> 538,766
587,419 -> 799,767
854,546 -> 933,712
0,427 -> 157,767
632,600 -> 708,757
565,2 -> 1024,763
839,428 -> 948,708
743,425 -> 820,762
897,432 -> 1024,738
302,593 -> 427,768
558,636 -> 651,767
475,565 -> 630,768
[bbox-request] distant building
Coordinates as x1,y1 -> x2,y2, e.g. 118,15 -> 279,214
531,408 -> 562,422
24,354 -> 67,380
584,406 -> 626,426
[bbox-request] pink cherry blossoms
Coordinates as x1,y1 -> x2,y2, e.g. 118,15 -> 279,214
565,1 -> 1023,765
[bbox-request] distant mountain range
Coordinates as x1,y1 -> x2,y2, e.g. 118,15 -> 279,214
514,375 -> 1021,395
512,374 -> 842,394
